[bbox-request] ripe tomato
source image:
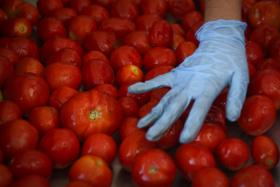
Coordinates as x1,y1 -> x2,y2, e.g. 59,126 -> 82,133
48,86 -> 78,109
168,0 -> 195,18
82,133 -> 117,164
28,106 -> 58,135
16,2 -> 39,25
110,45 -> 142,70
118,96 -> 139,117
192,167 -> 229,187
0,149 -> 3,163
83,50 -> 108,64
49,7 -> 77,26
111,0 -> 139,20
15,57 -> 44,76
252,135 -> 279,170
91,0 -> 115,7
138,99 -> 159,118
9,175 -> 49,187
0,9 -> 6,24
0,119 -> 38,158
238,95 -> 276,136
150,88 -> 170,100
124,31 -> 150,55
65,181 -> 92,187
69,155 -> 112,187
257,58 -> 280,71
149,19 -> 173,47
140,0 -> 168,17
132,149 -> 176,187
69,0 -> 91,12
0,47 -> 18,65
0,58 -> 13,88
61,90 -> 123,138
46,48 -> 81,67
175,143 -> 216,180
37,0 -> 63,16
119,131 -> 156,171
94,84 -> 118,98
81,5 -> 109,25
246,41 -> 264,67
1,18 -> 32,37
143,47 -> 176,70
182,10 -> 203,31
172,33 -> 185,50
9,149 -> 52,178
175,41 -> 197,62
116,64 -> 144,85
40,128 -> 80,168
231,165 -> 275,187
204,105 -> 226,129
136,14 -> 161,31
145,66 -> 174,81
119,117 -> 141,141
0,164 -> 12,187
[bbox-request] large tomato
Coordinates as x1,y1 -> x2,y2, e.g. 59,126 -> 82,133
60,90 -> 123,139
46,48 -> 81,67
149,19 -> 173,47
118,96 -> 139,117
111,0 -> 138,20
168,0 -> 195,18
0,100 -> 21,126
48,86 -> 78,109
124,31 -> 150,55
136,14 -> 161,31
119,117 -> 141,141
15,57 -> 44,76
81,5 -> 109,25
49,7 -> 77,26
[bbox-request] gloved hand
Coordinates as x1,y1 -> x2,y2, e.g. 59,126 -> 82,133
128,19 -> 249,143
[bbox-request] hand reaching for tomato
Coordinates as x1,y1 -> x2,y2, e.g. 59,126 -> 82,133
128,19 -> 249,143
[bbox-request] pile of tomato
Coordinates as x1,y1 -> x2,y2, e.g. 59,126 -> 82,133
0,0 -> 280,186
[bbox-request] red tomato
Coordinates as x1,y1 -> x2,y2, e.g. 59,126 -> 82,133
249,1 -> 280,29
48,86 -> 78,109
119,117 -> 141,141
119,131 -> 156,171
28,106 -> 58,135
1,18 -> 32,37
194,123 -> 227,151
69,155 -> 112,187
0,9 -> 7,24
140,0 -> 168,17
16,2 -> 39,25
69,0 -> 91,12
182,10 -> 203,31
231,165 -> 275,187
82,133 -> 117,164
216,138 -> 250,171
119,96 -> 139,117
40,128 -> 80,168
124,31 -> 150,54
0,149 -> 4,163
252,135 -> 279,169
150,88 -> 170,100
172,33 -> 185,50
0,58 -> 13,88
0,164 -> 12,187
138,99 -> 158,118
175,143 -> 216,180
110,45 -> 142,70
0,47 -> 18,65
83,31 -> 116,55
65,181 -> 92,187
4,74 -> 49,113
269,37 -> 280,62
0,101 -> 21,126
0,119 -> 38,158
149,19 -> 173,47
185,29 -> 199,46
175,41 -> 197,62
9,175 -> 50,187
91,0 -> 116,7
143,47 -> 176,70
46,48 -> 81,67
192,167 -> 229,187
49,7 -> 77,26
60,90 -> 123,138
9,150 -> 52,178
136,14 -> 161,31
257,58 -> 280,71
44,63 -> 81,91
81,5 -> 109,25
111,0 -> 139,20
83,50 -> 108,64
15,57 -> 44,76
100,17 -> 135,38
246,41 -> 264,67
1,0 -> 23,18
37,17 -> 66,42
168,0 -> 195,18
238,94 -> 277,135
204,105 -> 226,129
116,64 -> 144,85
94,84 -> 118,98
132,149 -> 176,187
37,0 -> 63,15
145,65 -> 174,81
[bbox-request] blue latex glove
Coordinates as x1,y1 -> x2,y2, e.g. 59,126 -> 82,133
128,19 -> 249,143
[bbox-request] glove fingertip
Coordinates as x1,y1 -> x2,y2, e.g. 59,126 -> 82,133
127,83 -> 144,93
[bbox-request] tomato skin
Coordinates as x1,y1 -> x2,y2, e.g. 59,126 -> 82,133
116,64 -> 144,85
257,58 -> 280,71
124,31 -> 150,55
0,119 -> 38,158
40,128 -> 80,168
82,133 -> 117,164
0,58 -> 14,89
49,7 -> 77,26
140,0 -> 168,17
69,0 -> 90,12
145,66 -> 174,81
175,143 -> 216,180
175,41 -> 197,62
0,47 -> 18,65
132,149 -> 176,187
118,96 -> 139,117
83,50 -> 109,64
149,19 -> 173,47
69,155 -> 112,187
136,14 -> 161,31
119,117 -> 141,141
111,0 -> 139,20
252,135 -> 279,170
17,2 -> 39,25
48,86 -> 78,109
0,164 -> 12,187
192,167 -> 229,187
15,57 -> 44,76
1,17 -> 32,37
65,181 -> 92,187
246,41 -> 264,67
81,5 -> 109,25
182,10 -> 203,32
231,165 -> 275,187
46,48 -> 81,67
91,0 -> 116,7
9,149 -> 53,178
168,0 -> 195,18
138,99 -> 159,118
94,84 -> 118,98
37,0 -> 63,16
61,90 -> 123,139
9,175 -> 50,187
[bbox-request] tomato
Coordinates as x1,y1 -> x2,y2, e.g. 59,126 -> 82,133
119,117 -> 141,141
1,17 -> 32,37
0,47 -> 18,65
83,50 -> 108,64
119,96 -> 139,117
175,143 -> 216,180
172,33 -> 185,50
242,0 -> 256,18
0,149 -> 3,163
37,0 -> 63,16
46,48 -> 81,67
94,84 -> 118,98
0,9 -> 7,24
83,31 -> 116,55
0,119 -> 38,158
246,41 -> 264,67
149,19 -> 173,47
82,133 -> 117,164
182,10 -> 203,32
175,41 -> 197,62
61,90 -> 123,138
119,131 -> 156,171
48,86 -> 77,109
49,7 -> 77,26
91,0 -> 116,7
138,99 -> 159,118
252,135 -> 279,170
15,57 -> 44,76
16,2 -> 39,25
145,66 -> 174,81
136,14 -> 161,31
249,69 -> 280,109
0,164 -> 12,187
116,64 -> 143,85
81,5 -> 109,26
40,128 -> 80,168
111,0 -> 139,20
28,106 -> 58,135
9,149 -> 52,178
143,47 -> 176,70
156,119 -> 183,149
0,101 -> 21,126
168,0 -> 195,18
9,175 -> 50,187
257,58 -> 280,71
0,58 -> 13,88
185,29 -> 199,46
69,0 -> 90,12
194,123 -> 227,151
1,0 -> 24,18
44,63 -> 81,91
81,59 -> 114,90
204,105 -> 226,129
140,0 -> 168,17
238,95 -> 277,135
192,167 -> 229,187
231,165 -> 275,187
65,181 -> 92,187
100,17 -> 135,38
132,149 -> 176,187
110,45 -> 142,70
124,31 -> 150,54
150,88 -> 170,100
69,155 -> 112,187
269,37 -> 280,62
